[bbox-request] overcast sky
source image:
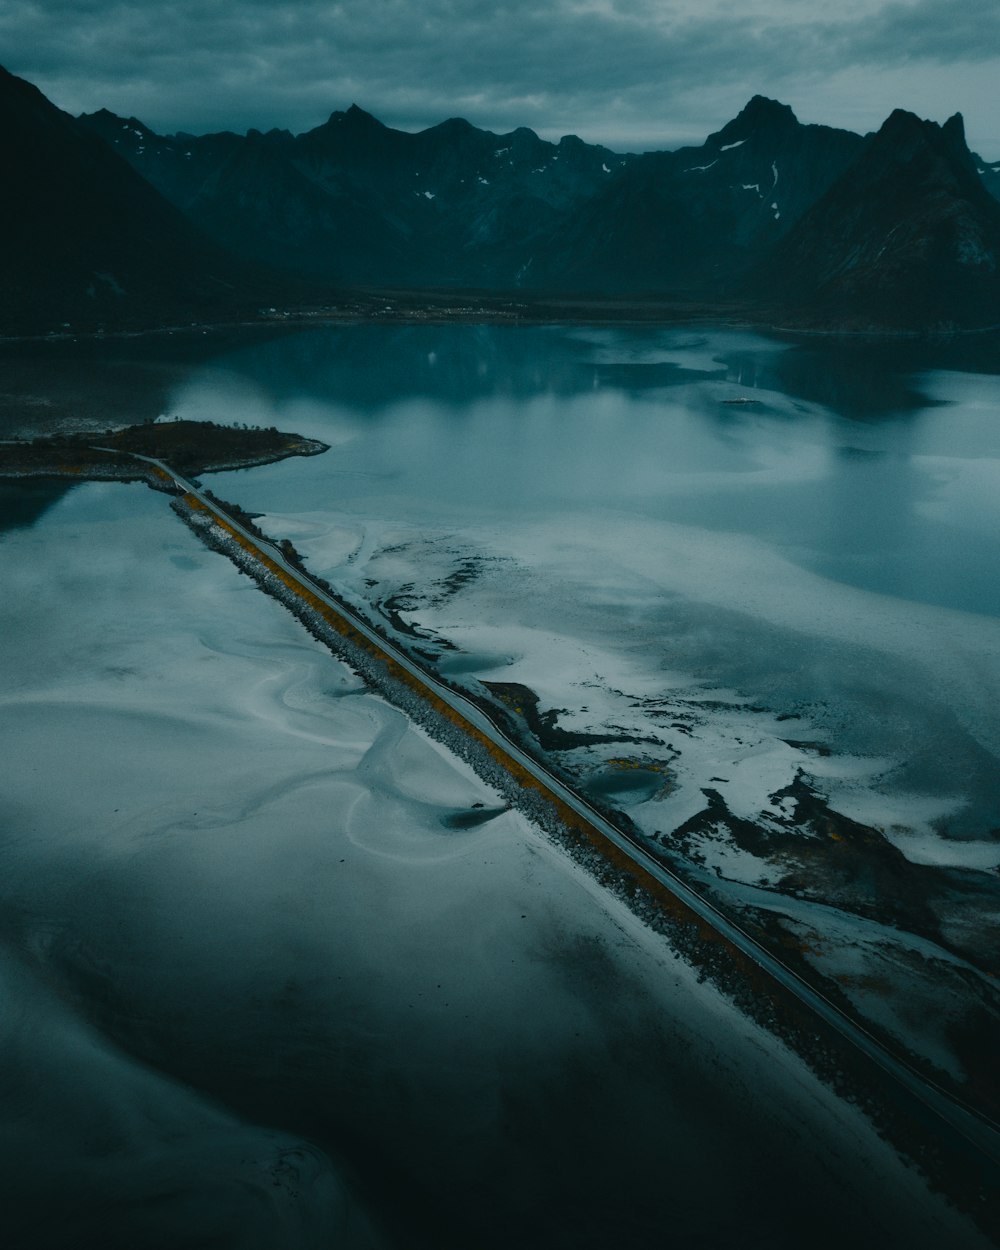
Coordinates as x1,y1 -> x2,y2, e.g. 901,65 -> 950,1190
3,0 -> 999,157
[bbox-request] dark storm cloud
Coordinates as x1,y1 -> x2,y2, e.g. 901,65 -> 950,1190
845,0 -> 1000,61
2,1 -> 998,152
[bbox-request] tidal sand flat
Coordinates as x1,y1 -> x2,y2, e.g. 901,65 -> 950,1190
0,476 -> 992,1248
194,323 -> 1000,1109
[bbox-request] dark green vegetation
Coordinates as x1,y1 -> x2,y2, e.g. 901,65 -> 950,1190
0,419 -> 327,480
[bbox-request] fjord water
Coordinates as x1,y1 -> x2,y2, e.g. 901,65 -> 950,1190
194,321 -> 1000,616
1,325 -> 998,1249
197,324 -> 1000,1100
197,323 -> 1000,841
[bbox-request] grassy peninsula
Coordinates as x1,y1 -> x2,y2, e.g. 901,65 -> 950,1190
0,419 -> 328,484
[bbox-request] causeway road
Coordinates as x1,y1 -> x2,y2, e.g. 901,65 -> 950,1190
135,451 -> 1000,1180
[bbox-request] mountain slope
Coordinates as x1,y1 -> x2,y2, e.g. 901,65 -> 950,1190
0,66 -> 275,333
79,96 -> 863,294
508,97 -> 865,293
21,70 -> 1000,330
80,103 -> 627,286
766,110 -> 1000,329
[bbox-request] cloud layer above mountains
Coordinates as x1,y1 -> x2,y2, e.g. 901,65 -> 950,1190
4,0 -> 999,154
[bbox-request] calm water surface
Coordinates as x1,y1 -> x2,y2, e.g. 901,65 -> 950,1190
2,324 -> 999,1249
177,324 -> 1000,842
185,323 -> 1000,616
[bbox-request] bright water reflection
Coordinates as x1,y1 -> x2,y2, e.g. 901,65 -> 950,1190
177,323 -> 1000,848
178,324 -> 1000,616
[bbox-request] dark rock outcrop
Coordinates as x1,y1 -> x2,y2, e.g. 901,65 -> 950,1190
528,96 -> 864,293
764,110 -> 1000,330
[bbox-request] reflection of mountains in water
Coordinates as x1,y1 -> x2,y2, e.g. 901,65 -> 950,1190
7,322 -> 999,484
206,322 -> 1000,422
0,326 -> 304,438
0,481 -> 75,534
212,322 -> 614,410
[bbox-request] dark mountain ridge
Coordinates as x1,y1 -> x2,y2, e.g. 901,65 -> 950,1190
4,62 -> 1000,333
0,67 -> 286,334
81,100 -> 626,288
79,94 -> 868,294
766,109 -> 1000,329
525,95 -> 866,294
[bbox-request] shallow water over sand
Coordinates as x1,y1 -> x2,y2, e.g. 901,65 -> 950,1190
191,324 -> 1000,1098
186,324 -> 1000,841
1,325 -> 999,1247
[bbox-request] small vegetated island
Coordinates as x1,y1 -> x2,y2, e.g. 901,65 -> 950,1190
0,419 -> 328,483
